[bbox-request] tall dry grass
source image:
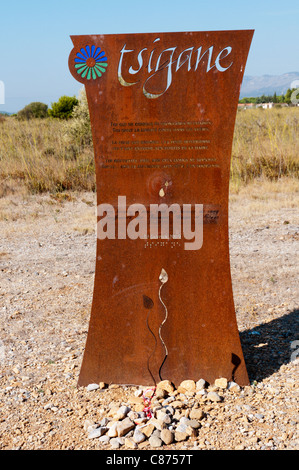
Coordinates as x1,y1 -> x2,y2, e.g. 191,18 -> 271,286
0,115 -> 95,196
231,107 -> 299,191
0,105 -> 298,195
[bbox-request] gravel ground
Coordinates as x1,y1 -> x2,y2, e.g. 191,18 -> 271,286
0,183 -> 298,451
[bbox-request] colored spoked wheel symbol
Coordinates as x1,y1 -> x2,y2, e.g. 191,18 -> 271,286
74,45 -> 108,80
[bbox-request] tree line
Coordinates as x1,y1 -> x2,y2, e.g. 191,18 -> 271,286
14,95 -> 79,120
3,85 -> 298,120
239,88 -> 298,105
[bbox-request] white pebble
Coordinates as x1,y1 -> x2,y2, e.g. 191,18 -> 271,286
86,383 -> 100,391
88,427 -> 107,439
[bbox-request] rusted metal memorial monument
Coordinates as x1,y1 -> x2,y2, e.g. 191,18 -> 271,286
69,30 -> 254,388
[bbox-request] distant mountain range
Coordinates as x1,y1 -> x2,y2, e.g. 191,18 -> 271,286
240,72 -> 299,98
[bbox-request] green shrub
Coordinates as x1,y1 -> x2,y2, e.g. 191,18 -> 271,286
64,88 -> 92,147
17,102 -> 48,120
48,95 -> 78,120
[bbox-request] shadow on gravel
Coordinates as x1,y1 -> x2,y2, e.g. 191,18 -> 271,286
240,309 -> 299,383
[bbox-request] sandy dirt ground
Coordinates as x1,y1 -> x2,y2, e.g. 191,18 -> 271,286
0,181 -> 298,450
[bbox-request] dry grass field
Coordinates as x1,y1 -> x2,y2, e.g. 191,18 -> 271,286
0,107 -> 298,196
231,107 -> 299,192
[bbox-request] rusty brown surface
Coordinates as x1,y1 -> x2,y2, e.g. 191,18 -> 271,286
69,30 -> 254,387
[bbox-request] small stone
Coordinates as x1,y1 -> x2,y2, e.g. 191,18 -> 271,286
228,381 -> 241,392
215,378 -> 228,389
99,382 -> 106,389
117,417 -> 135,437
110,438 -> 121,449
178,393 -> 188,401
196,379 -> 206,390
148,417 -> 166,430
179,416 -> 191,426
162,396 -> 175,406
186,426 -> 197,438
133,428 -> 146,444
152,429 -> 161,439
107,404 -> 119,417
109,384 -> 120,389
99,417 -> 109,427
88,427 -> 108,439
161,429 -> 174,445
86,383 -> 100,391
128,411 -> 139,421
195,389 -> 208,398
138,440 -> 150,449
149,435 -> 163,447
116,405 -> 130,420
134,389 -> 143,397
143,388 -> 156,399
207,391 -> 222,402
99,435 -> 110,444
157,380 -> 175,394
125,437 -> 137,449
170,400 -> 184,408
189,419 -> 201,429
107,422 -> 118,438
156,410 -> 172,424
178,380 -> 196,392
173,410 -> 181,421
86,424 -> 98,433
189,408 -> 205,420
155,388 -> 166,399
128,396 -> 144,405
141,423 -> 155,437
176,423 -> 188,433
164,405 -> 175,415
174,431 -> 188,442
134,417 -> 148,425
134,404 -> 145,413
83,419 -> 96,431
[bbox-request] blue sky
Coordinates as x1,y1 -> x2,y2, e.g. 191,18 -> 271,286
0,0 -> 298,112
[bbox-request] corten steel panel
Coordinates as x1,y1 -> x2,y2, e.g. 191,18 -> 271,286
69,30 -> 254,387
